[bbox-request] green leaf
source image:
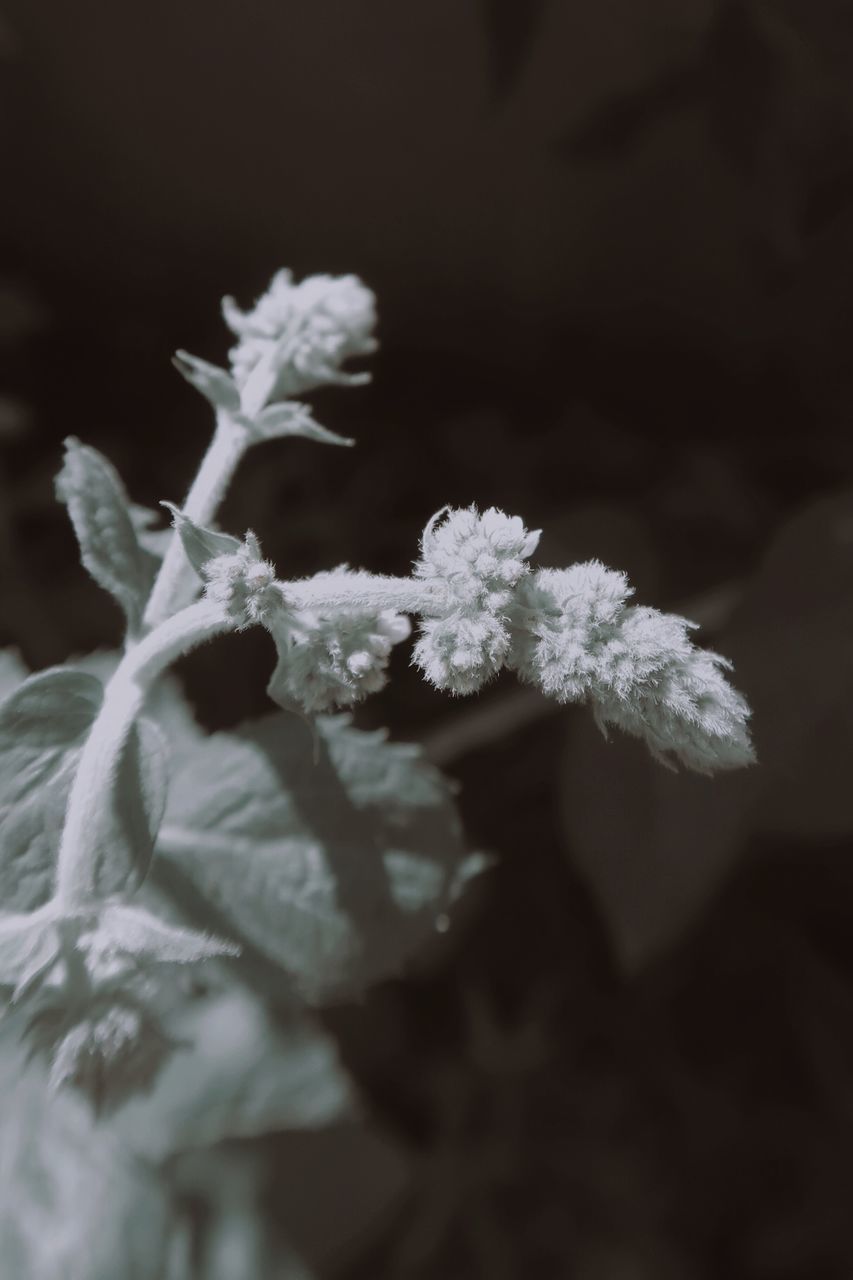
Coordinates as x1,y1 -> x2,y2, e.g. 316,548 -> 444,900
0,667 -> 103,910
55,438 -> 159,637
0,1021 -> 173,1280
157,713 -> 471,1003
161,503 -> 242,578
172,349 -> 240,413
253,402 -> 354,447
0,649 -> 27,700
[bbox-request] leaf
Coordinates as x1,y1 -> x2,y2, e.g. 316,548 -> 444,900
128,504 -> 173,559
560,713 -> 752,972
161,503 -> 242,577
556,62 -> 701,164
0,1021 -> 173,1280
55,437 -> 159,637
172,349 -> 240,413
482,0 -> 549,102
0,649 -> 27,699
253,402 -> 354,447
156,713 -> 471,1002
0,667 -> 103,910
117,989 -> 354,1160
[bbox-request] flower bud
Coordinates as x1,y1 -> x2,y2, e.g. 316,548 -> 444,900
223,270 -> 378,415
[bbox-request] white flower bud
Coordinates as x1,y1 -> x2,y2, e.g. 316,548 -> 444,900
267,608 -> 411,713
201,534 -> 281,628
411,506 -> 540,694
507,562 -> 632,701
415,505 -> 540,611
412,613 -> 510,695
222,269 -> 378,414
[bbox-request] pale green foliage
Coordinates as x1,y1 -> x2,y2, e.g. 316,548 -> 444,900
157,712 -> 470,1003
55,438 -> 159,636
0,669 -> 171,908
0,668 -> 102,910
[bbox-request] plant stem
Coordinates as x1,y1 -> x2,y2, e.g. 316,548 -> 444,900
281,572 -> 439,615
54,600 -> 235,907
143,412 -> 251,628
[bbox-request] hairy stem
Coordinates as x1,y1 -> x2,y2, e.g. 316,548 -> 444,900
143,412 -> 251,628
54,600 -> 236,907
281,572 -> 440,615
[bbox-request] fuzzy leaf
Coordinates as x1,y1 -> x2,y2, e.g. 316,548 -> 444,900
172,349 -> 240,412
92,902 -> 239,964
55,437 -> 159,636
157,713 -> 471,1003
0,667 -> 103,910
0,1022 -> 173,1280
161,503 -> 242,578
253,402 -> 354,447
0,908 -> 60,998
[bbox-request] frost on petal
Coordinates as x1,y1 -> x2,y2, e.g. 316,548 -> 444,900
84,904 -> 239,967
222,269 -> 378,412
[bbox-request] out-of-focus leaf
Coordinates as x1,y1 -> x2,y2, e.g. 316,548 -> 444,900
556,62 -> 701,164
117,989 -> 354,1160
55,438 -> 159,637
157,713 -> 471,1003
172,350 -> 240,413
0,648 -> 27,699
481,0 -> 549,102
263,1124 -> 411,1275
0,1022 -> 173,1280
252,401 -> 353,447
560,487 -> 853,970
0,667 -> 103,910
560,713 -> 752,971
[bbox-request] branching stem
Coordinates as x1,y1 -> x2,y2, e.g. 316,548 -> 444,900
143,412 -> 251,627
54,600 -> 236,907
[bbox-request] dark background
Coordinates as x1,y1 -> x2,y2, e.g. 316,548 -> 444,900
4,2 -> 853,1275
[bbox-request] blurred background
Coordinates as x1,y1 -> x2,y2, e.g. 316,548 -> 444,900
4,1 -> 853,1275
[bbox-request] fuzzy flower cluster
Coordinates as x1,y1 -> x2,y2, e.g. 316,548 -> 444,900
200,532 -> 281,628
268,594 -> 412,714
223,269 -> 378,413
412,506 -> 541,695
506,563 -> 753,772
178,504 -> 753,773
